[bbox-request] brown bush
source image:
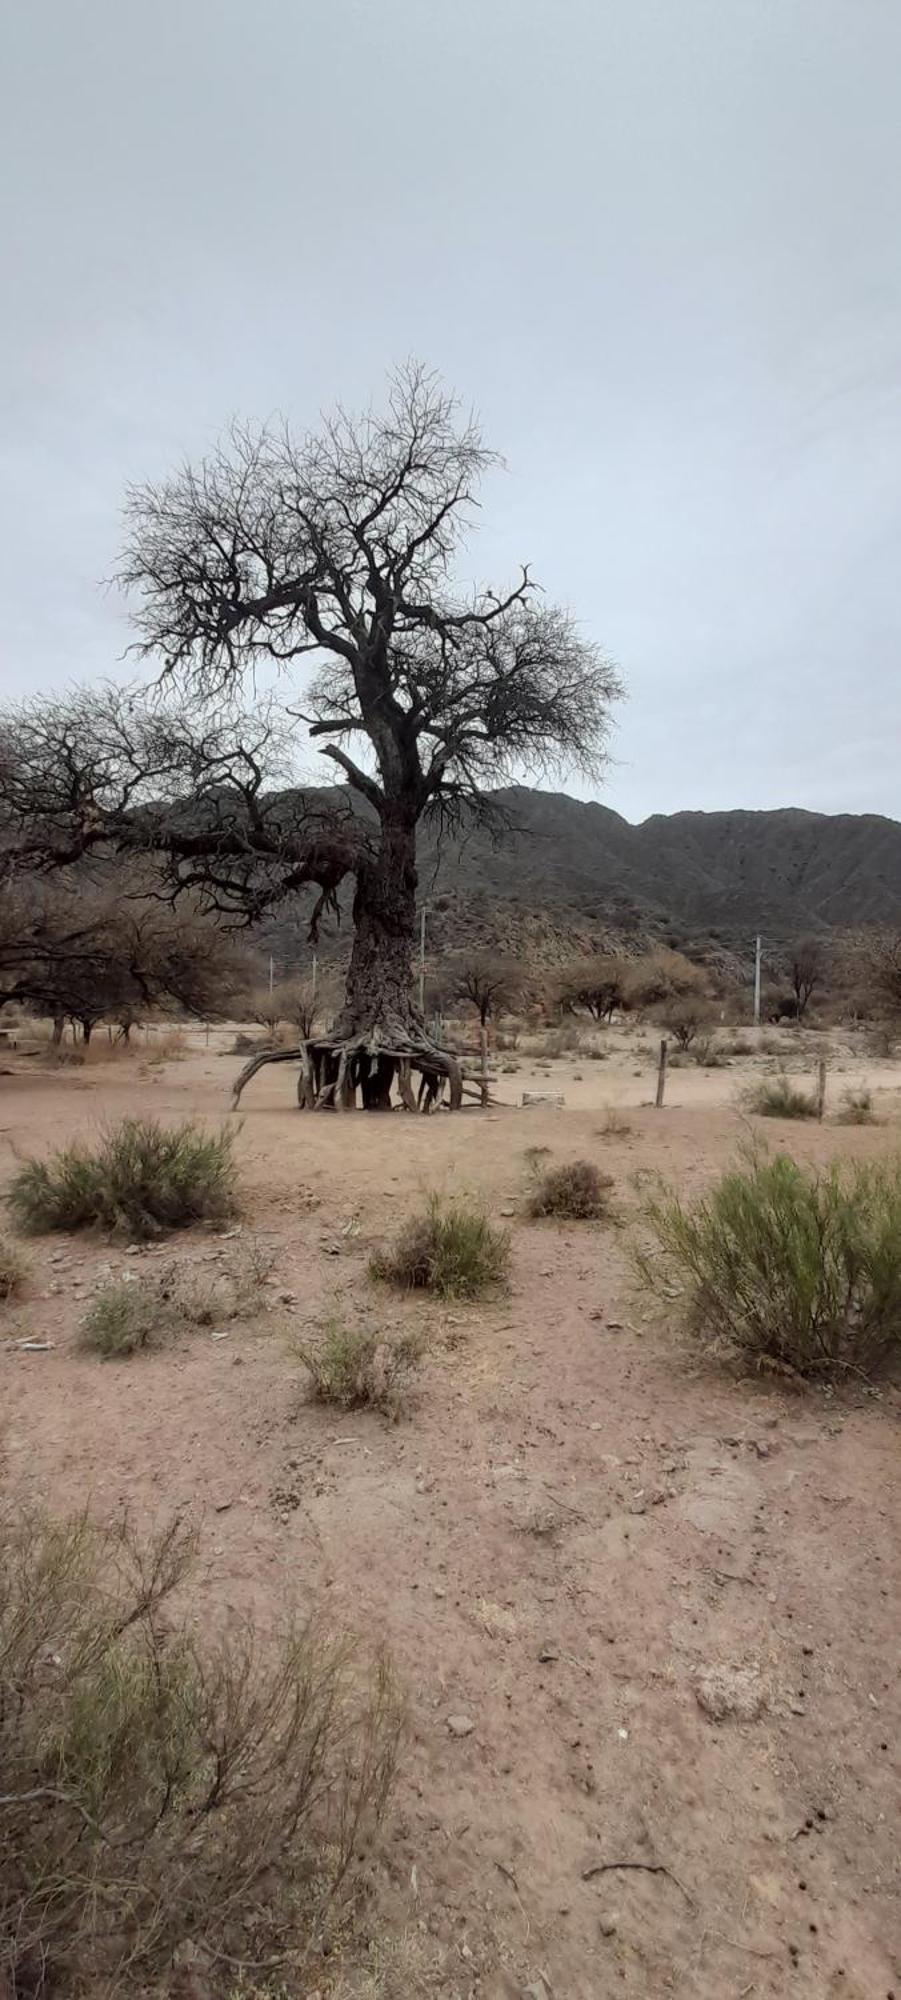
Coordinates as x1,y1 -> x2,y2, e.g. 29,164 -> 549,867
527,1159 -> 614,1220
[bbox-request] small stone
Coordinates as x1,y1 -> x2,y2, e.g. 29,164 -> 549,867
537,1644 -> 560,1663
446,1713 -> 476,1738
599,1915 -> 619,1938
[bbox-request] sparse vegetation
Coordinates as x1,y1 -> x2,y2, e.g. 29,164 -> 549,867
662,996 -> 713,1050
745,1074 -> 817,1120
296,1318 -> 425,1419
692,1036 -> 731,1068
79,1277 -> 164,1357
866,1021 -> 897,1059
8,1117 -> 240,1238
527,1158 -> 614,1220
370,1195 -> 510,1299
597,1108 -> 632,1138
0,1238 -> 26,1302
79,1242 -> 274,1357
836,1086 -> 878,1126
0,1509 -> 401,1997
637,1149 -> 901,1378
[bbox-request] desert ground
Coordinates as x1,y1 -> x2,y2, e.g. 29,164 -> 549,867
2,1021 -> 900,2000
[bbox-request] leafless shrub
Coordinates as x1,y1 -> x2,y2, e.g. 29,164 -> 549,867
0,1509 -> 401,1995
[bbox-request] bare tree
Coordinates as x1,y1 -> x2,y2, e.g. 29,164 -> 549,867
0,868 -> 250,1040
788,937 -> 826,1023
0,365 -> 621,1112
451,955 -> 521,1028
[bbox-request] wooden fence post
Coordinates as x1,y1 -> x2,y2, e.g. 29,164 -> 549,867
816,1058 -> 827,1122
655,1038 -> 668,1108
480,1022 -> 490,1108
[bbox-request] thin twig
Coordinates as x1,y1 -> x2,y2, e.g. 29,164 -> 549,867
708,1929 -> 781,1961
581,1860 -> 697,1911
542,1484 -> 589,1522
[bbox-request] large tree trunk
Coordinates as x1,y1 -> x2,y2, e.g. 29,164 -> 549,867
332,813 -> 421,1044
233,811 -> 462,1113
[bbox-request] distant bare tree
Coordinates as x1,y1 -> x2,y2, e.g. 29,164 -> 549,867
557,954 -> 627,1022
0,365 -> 621,1113
0,869 -> 249,1041
788,937 -> 826,1022
859,931 -> 901,1017
452,955 -> 522,1028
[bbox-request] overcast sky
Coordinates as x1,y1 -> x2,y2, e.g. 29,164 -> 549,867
2,0 -> 899,821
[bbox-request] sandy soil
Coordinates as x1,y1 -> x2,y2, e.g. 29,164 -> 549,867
2,1031 -> 900,1999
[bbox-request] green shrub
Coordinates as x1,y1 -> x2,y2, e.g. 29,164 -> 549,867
836,1087 -> 878,1126
745,1074 -> 817,1119
0,1510 -> 400,1996
8,1117 -> 240,1238
0,1237 -> 26,1302
296,1318 -> 425,1419
636,1149 -> 901,1378
370,1195 -> 510,1299
527,1158 -> 614,1220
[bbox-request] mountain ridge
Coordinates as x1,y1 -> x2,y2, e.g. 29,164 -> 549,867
257,786 -> 901,976
421,789 -> 901,932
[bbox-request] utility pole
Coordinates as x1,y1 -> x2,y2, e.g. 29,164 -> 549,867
418,907 -> 426,1015
753,934 -> 762,1027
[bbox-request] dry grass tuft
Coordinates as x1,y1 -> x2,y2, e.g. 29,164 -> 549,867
745,1074 -> 817,1120
295,1317 -> 426,1419
370,1195 -> 510,1300
0,1237 -> 27,1303
596,1108 -> 632,1139
835,1087 -> 878,1126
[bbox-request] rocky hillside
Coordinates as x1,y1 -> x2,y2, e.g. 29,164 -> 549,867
421,790 -> 901,932
258,787 -> 901,976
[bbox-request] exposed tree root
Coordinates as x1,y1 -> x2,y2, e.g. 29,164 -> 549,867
232,1034 -> 463,1113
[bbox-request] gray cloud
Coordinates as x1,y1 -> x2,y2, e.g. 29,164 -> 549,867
2,0 -> 899,818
